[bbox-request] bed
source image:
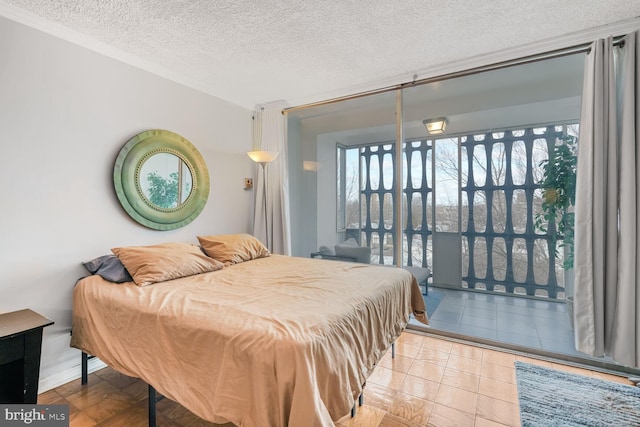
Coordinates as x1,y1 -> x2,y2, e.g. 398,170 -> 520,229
71,237 -> 427,427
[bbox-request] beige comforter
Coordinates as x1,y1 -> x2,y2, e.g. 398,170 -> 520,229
71,255 -> 427,427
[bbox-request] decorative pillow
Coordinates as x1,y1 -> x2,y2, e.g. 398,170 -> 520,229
82,254 -> 133,283
335,238 -> 371,263
197,233 -> 270,265
111,242 -> 224,286
318,245 -> 335,255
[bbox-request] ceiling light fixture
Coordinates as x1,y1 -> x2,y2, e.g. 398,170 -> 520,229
423,117 -> 448,135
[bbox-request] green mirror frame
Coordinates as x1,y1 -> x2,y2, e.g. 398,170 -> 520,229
113,129 -> 210,230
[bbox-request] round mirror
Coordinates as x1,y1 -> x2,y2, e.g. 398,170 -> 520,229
114,130 -> 209,230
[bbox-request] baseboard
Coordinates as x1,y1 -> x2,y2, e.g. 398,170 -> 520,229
39,357 -> 106,393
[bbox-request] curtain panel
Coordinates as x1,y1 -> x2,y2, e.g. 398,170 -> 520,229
574,32 -> 639,368
252,107 -> 292,255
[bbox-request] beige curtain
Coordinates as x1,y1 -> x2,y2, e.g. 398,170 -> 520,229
574,33 -> 639,368
252,106 -> 292,255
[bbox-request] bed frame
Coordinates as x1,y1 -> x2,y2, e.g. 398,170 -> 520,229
80,343 -> 396,426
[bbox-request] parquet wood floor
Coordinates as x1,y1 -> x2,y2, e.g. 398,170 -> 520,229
39,332 -> 631,426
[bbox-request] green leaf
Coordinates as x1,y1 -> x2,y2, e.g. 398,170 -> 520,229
533,134 -> 577,269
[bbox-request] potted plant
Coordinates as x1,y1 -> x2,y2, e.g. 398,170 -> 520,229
535,135 -> 577,324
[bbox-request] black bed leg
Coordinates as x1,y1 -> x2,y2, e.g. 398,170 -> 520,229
81,352 -> 89,385
392,342 -> 395,359
358,393 -> 363,406
148,384 -> 157,427
351,392 -> 363,418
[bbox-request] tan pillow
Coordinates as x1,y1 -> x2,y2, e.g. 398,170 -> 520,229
197,233 -> 270,265
112,242 -> 224,286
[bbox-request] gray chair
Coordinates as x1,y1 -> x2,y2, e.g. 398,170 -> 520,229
334,238 -> 371,263
403,266 -> 431,296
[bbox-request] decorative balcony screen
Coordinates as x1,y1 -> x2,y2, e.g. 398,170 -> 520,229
346,123 -> 577,300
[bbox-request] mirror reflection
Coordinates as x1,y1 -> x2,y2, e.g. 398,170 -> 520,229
139,152 -> 193,209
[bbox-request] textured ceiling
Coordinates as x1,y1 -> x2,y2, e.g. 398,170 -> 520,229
1,0 -> 640,109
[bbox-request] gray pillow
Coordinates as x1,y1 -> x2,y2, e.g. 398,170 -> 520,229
318,245 -> 335,255
82,255 -> 133,283
335,239 -> 371,263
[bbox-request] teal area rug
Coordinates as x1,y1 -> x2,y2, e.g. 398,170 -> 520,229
424,289 -> 443,318
515,361 -> 640,426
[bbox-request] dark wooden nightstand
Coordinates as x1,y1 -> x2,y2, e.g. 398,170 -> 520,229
0,309 -> 54,403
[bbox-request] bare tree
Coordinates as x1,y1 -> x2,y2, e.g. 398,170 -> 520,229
344,160 -> 361,229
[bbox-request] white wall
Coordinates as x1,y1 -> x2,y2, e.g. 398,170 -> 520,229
0,16 -> 254,390
317,134 -> 338,249
287,118 -> 321,258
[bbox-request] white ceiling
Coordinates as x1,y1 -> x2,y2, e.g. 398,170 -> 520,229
1,0 -> 640,110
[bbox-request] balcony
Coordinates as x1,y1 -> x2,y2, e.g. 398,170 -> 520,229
405,284 -> 635,374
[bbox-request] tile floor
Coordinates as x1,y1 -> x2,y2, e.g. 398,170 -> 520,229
411,287 -> 584,358
38,331 -> 632,426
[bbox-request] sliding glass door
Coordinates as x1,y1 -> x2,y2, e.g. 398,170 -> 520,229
286,91 -> 397,261
286,52 -> 592,361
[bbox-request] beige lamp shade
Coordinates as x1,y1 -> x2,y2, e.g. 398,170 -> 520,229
423,117 -> 448,134
247,150 -> 279,164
